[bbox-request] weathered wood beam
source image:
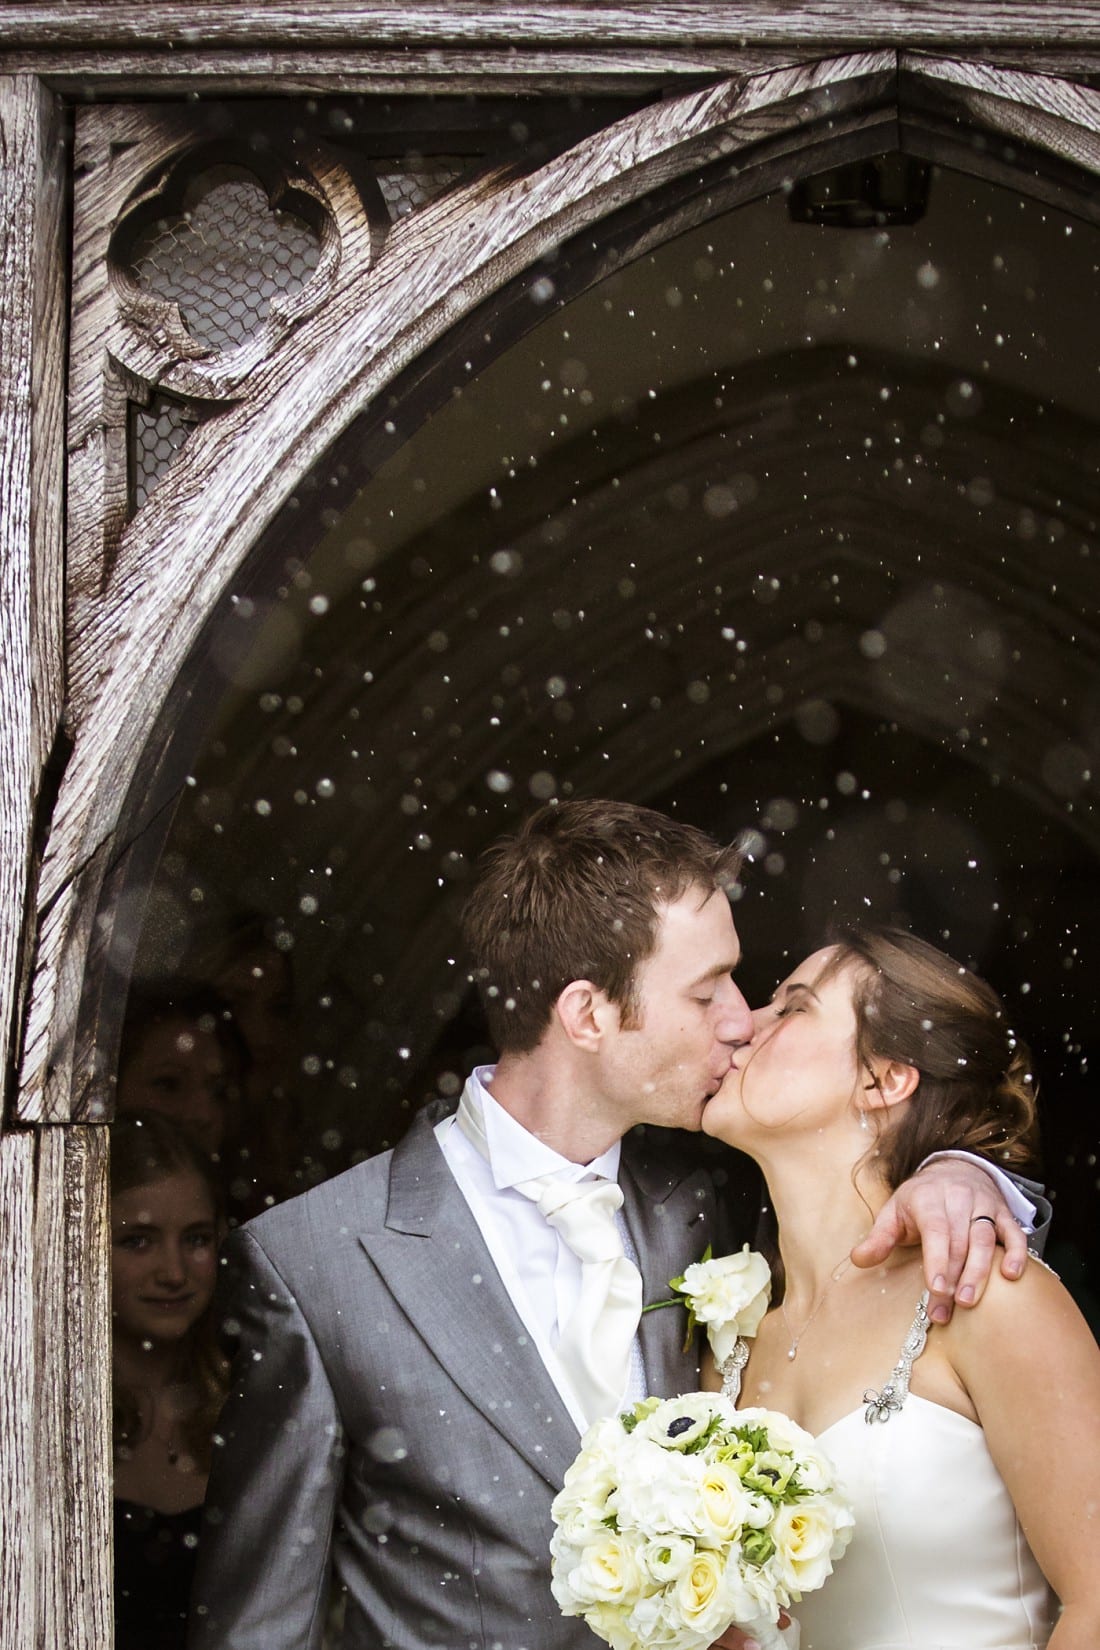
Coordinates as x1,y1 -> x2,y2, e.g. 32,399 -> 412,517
0,1126 -> 109,1650
0,1131 -> 36,1650
1,1 -> 1099,51
0,46 -> 1097,98
0,74 -> 66,1124
0,46 -> 803,96
898,52 -> 1100,222
33,1125 -> 112,1650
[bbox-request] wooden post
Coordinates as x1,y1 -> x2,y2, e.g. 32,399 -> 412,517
34,1127 -> 113,1650
0,72 -> 65,1114
0,1132 -> 36,1650
0,70 -> 106,1650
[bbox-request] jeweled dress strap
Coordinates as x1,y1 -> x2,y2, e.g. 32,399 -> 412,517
862,1291 -> 931,1424
719,1336 -> 750,1404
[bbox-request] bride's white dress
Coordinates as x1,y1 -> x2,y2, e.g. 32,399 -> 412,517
725,1296 -> 1056,1650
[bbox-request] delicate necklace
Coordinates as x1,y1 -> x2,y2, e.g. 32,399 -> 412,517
144,1387 -> 190,1467
779,1256 -> 853,1361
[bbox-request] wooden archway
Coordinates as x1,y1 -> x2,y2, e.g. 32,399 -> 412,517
1,14 -> 1098,1648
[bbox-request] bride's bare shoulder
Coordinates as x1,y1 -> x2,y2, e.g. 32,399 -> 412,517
943,1250 -> 1097,1363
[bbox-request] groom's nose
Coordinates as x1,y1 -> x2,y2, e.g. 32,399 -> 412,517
714,978 -> 754,1046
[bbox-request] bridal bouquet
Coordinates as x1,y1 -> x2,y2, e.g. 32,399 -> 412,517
550,1393 -> 853,1650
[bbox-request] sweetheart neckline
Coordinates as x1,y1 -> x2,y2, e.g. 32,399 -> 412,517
813,1390 -> 982,1443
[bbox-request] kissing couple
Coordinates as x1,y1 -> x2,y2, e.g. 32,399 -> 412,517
190,799 -> 1099,1650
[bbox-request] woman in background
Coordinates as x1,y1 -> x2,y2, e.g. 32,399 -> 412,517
115,985 -> 245,1160
111,1114 -> 229,1650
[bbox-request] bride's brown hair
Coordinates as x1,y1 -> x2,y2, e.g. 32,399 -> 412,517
829,927 -> 1040,1188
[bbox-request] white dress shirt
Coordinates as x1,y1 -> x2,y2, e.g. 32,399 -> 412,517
437,1066 -> 648,1432
923,1151 -> 1037,1232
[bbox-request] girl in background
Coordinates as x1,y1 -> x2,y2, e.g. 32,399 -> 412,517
111,1114 -> 229,1650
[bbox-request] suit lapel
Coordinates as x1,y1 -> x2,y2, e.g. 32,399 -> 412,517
621,1131 -> 716,1399
359,1109 -> 580,1491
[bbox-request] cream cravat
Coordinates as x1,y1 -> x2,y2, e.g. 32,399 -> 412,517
524,1173 -> 642,1426
455,1088 -> 642,1427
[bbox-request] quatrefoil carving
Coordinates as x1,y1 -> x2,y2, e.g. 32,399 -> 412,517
108,139 -> 383,402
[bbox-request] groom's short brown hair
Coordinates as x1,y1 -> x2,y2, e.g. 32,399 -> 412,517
461,798 -> 743,1054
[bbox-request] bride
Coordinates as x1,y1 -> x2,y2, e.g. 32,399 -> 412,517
700,926 -> 1100,1650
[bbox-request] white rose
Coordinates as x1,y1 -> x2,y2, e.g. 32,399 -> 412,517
581,1412 -> 635,1458
720,1560 -> 782,1639
681,1246 -> 772,1364
549,1533 -> 587,1615
769,1497 -> 855,1600
742,1488 -> 776,1529
586,1598 -> 652,1650
568,1529 -> 646,1608
552,1453 -> 620,1542
791,1441 -> 837,1496
733,1406 -> 818,1458
672,1547 -> 740,1643
625,1588 -> 692,1650
697,1460 -> 750,1544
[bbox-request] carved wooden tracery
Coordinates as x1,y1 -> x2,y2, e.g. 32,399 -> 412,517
1,11 -> 1099,1647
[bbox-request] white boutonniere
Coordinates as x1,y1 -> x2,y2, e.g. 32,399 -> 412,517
643,1243 -> 772,1364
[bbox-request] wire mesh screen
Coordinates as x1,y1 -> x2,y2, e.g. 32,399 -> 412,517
125,155 -> 466,511
130,394 -> 206,511
130,170 -> 322,354
376,158 -> 466,220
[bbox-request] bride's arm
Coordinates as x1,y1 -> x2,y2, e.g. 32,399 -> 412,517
943,1262 -> 1100,1647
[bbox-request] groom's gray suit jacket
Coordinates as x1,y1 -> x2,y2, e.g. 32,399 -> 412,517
188,1104 -> 754,1650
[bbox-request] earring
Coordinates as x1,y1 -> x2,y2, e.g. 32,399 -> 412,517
858,1110 -> 869,1132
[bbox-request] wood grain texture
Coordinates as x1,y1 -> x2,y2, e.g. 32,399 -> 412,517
1,45 -> 1097,97
2,47 -> 802,96
901,52 -> 1100,216
65,103 -> 374,618
906,48 -> 1100,133
19,842 -> 112,1124
33,1126 -> 113,1650
2,1 -> 1100,50
0,1131 -> 36,1650
0,75 -> 66,1128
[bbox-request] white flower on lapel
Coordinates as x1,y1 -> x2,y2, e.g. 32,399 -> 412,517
678,1245 -> 772,1366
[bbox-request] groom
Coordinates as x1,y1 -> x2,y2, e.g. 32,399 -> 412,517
188,799 -> 1037,1650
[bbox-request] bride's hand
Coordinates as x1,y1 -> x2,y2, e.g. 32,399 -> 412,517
709,1608 -> 794,1648
851,1157 -> 1027,1323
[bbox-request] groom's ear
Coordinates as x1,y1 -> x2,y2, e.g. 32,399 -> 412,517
555,980 -> 611,1051
865,1058 -> 920,1111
